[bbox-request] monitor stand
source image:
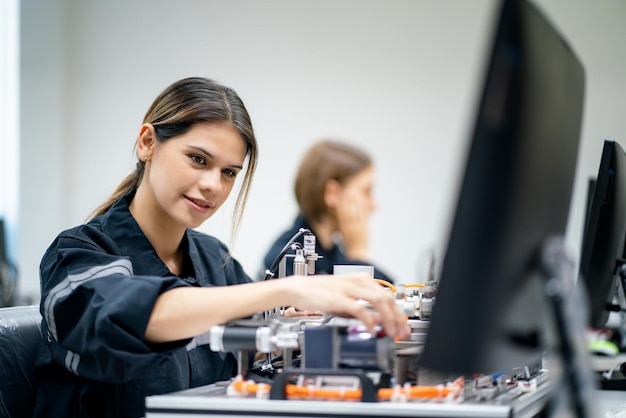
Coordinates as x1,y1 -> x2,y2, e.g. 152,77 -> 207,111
596,266 -> 626,391
616,266 -> 626,350
538,237 -> 597,418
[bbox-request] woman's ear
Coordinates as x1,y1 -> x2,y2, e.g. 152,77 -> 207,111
136,123 -> 156,160
324,179 -> 342,208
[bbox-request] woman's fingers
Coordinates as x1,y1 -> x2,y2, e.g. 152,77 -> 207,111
347,276 -> 409,338
295,274 -> 409,338
314,274 -> 409,337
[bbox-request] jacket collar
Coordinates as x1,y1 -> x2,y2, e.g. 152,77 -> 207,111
97,190 -> 180,277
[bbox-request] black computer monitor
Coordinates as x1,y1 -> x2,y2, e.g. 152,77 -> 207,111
419,0 -> 585,375
0,219 -> 6,262
579,140 -> 626,328
0,218 -> 18,307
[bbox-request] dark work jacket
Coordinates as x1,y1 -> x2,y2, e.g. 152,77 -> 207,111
261,215 -> 394,284
33,191 -> 252,418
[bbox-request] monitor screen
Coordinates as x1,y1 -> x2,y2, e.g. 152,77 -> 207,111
419,0 -> 585,375
579,140 -> 626,328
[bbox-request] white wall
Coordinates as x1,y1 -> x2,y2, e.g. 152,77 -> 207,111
18,0 -> 626,301
19,0 -> 67,301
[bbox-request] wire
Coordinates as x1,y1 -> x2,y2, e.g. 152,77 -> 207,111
405,283 -> 425,288
602,361 -> 626,380
374,279 -> 396,293
264,228 -> 311,280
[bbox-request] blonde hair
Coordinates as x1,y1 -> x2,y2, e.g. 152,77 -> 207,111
295,140 -> 371,222
88,77 -> 258,241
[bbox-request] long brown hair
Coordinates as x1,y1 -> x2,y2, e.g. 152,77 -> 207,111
88,77 -> 258,240
295,140 -> 371,223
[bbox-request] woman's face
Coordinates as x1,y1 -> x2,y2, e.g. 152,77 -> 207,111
336,166 -> 377,215
144,122 -> 246,229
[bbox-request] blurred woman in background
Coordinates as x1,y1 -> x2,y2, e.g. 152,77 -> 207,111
262,139 -> 395,284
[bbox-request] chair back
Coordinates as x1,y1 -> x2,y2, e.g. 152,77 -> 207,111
0,305 -> 43,418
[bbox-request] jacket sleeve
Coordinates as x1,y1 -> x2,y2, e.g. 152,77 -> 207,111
39,232 -> 191,383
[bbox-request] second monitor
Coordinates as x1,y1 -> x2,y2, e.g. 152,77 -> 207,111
579,139 -> 626,342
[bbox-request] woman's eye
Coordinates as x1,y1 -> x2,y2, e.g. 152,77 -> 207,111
223,168 -> 237,178
190,154 -> 206,165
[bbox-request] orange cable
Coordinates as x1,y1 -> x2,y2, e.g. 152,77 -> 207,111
375,279 -> 396,293
231,378 -> 463,401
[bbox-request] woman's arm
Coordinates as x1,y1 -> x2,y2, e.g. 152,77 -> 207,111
145,273 -> 408,343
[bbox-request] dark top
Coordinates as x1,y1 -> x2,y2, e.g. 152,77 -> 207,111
261,215 -> 394,284
33,191 -> 252,418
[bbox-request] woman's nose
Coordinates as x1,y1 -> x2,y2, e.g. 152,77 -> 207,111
199,168 -> 222,192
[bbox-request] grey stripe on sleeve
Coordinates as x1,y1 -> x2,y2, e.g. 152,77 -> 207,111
186,330 -> 212,351
64,350 -> 81,375
43,259 -> 133,341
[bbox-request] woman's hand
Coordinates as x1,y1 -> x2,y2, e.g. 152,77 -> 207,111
335,188 -> 370,261
284,273 -> 409,338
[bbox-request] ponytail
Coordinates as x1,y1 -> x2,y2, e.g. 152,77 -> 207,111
86,161 -> 145,221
